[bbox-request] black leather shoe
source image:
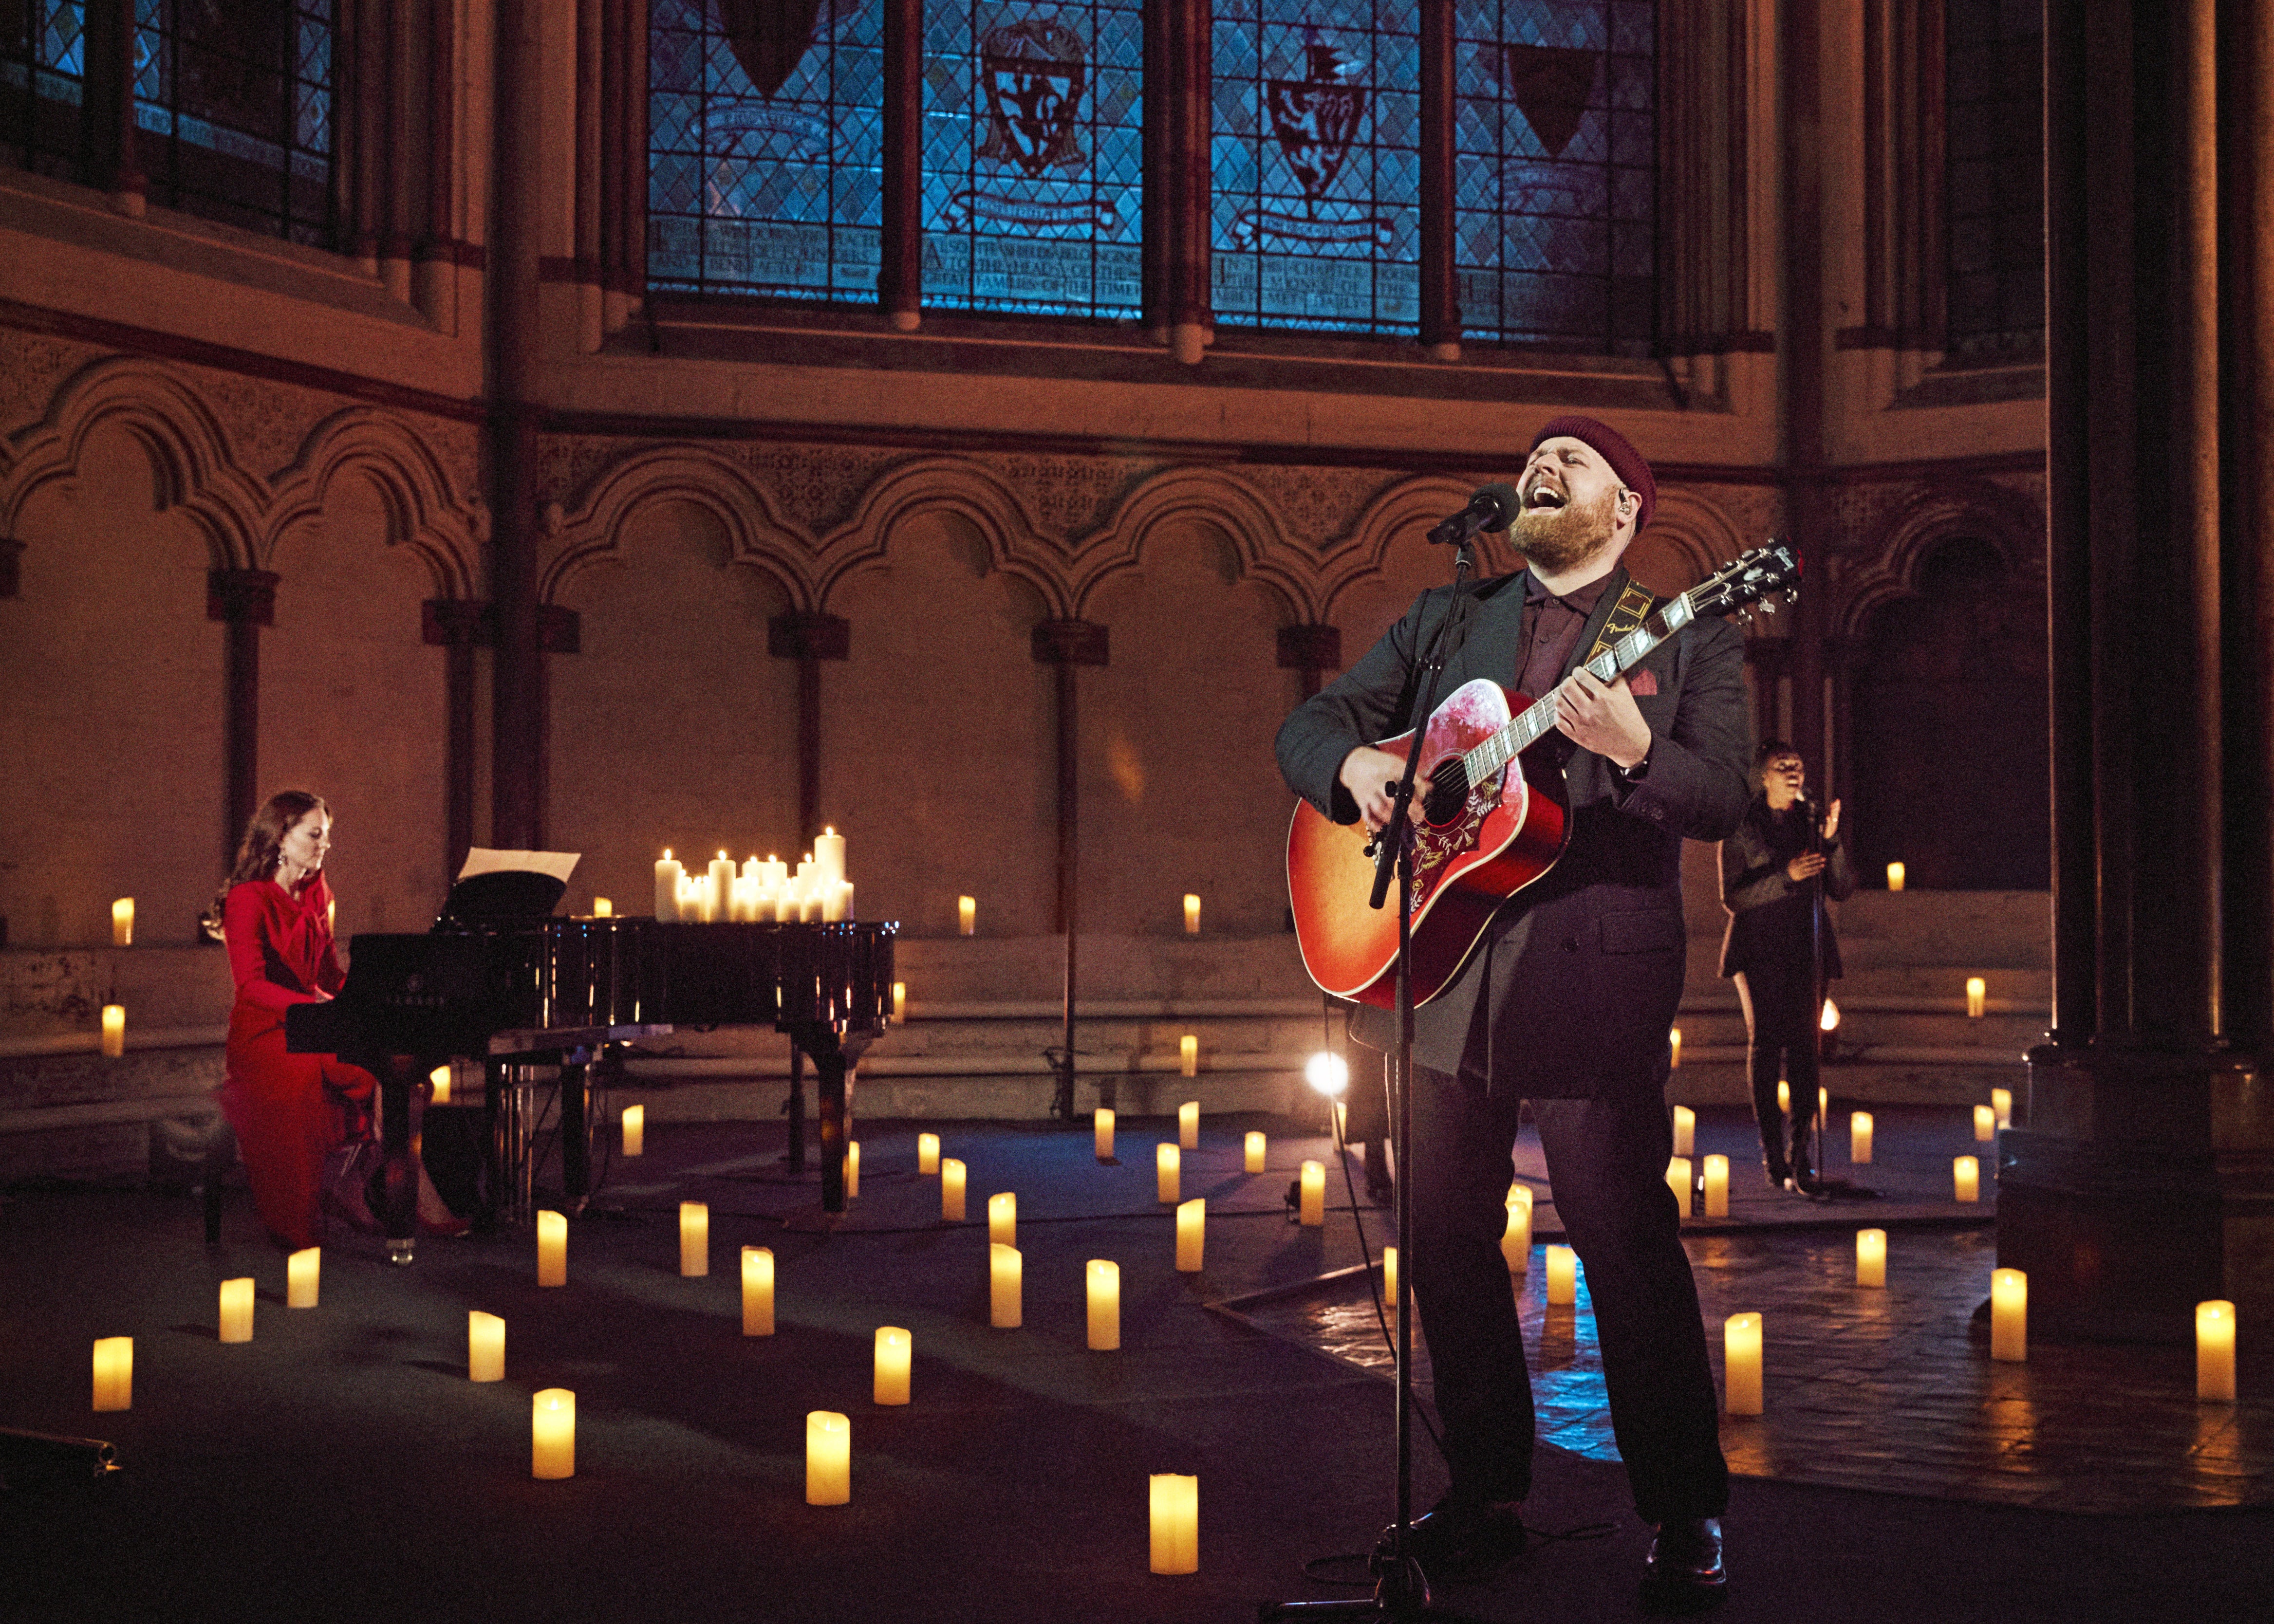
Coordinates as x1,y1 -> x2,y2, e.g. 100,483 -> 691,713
1761,1156 -> 1789,1190
1387,1495 -> 1528,1582
1641,1516 -> 1727,1613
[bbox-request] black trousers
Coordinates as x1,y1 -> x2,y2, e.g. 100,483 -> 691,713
1733,960 -> 1823,1162
1407,1063 -> 1729,1523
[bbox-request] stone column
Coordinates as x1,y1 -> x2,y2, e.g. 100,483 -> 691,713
1417,0 -> 1457,360
208,570 -> 280,865
879,0 -> 922,331
423,598 -> 489,879
1034,619 -> 1108,1122
1277,623 -> 1342,702
768,612 -> 851,849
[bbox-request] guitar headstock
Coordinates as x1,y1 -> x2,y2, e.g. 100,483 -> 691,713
1687,541 -> 1799,621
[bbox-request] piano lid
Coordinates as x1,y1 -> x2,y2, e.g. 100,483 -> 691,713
440,847 -> 580,924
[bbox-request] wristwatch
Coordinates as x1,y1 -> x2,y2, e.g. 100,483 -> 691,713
1615,744 -> 1653,783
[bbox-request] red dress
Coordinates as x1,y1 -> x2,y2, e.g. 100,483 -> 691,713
217,874 -> 377,1249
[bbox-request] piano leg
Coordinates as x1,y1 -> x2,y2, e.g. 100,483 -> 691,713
559,1047 -> 592,1213
789,1026 -> 876,1217
375,1058 -> 421,1265
785,1048 -> 807,1173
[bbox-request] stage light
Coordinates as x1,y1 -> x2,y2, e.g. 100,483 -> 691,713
1305,1051 -> 1348,1096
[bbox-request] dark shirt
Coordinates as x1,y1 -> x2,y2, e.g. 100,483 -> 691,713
1516,572 -> 1614,701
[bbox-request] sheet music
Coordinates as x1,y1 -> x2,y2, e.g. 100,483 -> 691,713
457,848 -> 581,884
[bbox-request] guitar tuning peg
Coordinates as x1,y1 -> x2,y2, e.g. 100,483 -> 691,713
1760,599 -> 1777,614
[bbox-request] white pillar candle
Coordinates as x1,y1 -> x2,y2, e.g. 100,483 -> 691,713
2198,1300 -> 2238,1401
892,981 -> 907,1023
532,1389 -> 575,1479
1095,1107 -> 1116,1161
989,1243 -> 1022,1328
680,1201 -> 709,1277
218,1277 -> 254,1343
287,1246 -> 320,1308
1671,1104 -> 1695,1158
1886,861 -> 1905,891
1382,1245 -> 1398,1302
111,897 -> 134,946
1703,1154 -> 1729,1218
1992,1086 -> 2014,1127
800,886 -> 823,924
1668,1025 -> 1682,1069
537,1210 -> 567,1286
1975,1105 -> 1997,1143
100,1004 -> 125,1058
1666,1156 -> 1692,1218
593,897 -> 613,917
845,1141 -> 860,1199
958,895 -> 976,936
1777,1079 -> 1790,1115
1299,1160 -> 1324,1226
1178,1098 -> 1198,1146
469,1311 -> 505,1381
742,1246 -> 775,1337
654,851 -> 683,921
1856,1228 -> 1886,1288
1852,1111 -> 1874,1164
941,1158 -> 967,1221
92,1336 -> 132,1411
1954,1156 -> 1981,1202
706,853 -> 735,923
1183,893 -> 1201,934
1175,1198 -> 1205,1273
805,1411 -> 849,1504
620,1103 -> 644,1156
1546,1244 -> 1577,1306
429,1064 -> 452,1105
918,1132 -> 940,1175
1991,1267 -> 2027,1360
1149,1474 -> 1199,1575
874,1327 -> 911,1406
1087,1259 -> 1120,1350
988,1191 -> 1016,1247
1157,1143 -> 1180,1204
824,881 -> 853,922
1724,1313 -> 1763,1413
1179,1036 -> 1198,1080
1502,1190 -> 1532,1273
1245,1130 -> 1266,1174
1967,976 -> 1987,1018
814,827 -> 846,887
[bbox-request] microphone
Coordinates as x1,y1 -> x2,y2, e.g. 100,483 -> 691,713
1426,483 -> 1518,546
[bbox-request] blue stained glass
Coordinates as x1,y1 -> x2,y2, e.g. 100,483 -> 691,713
1211,0 -> 1422,335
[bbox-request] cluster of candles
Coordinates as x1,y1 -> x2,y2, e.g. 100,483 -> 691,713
1666,1090 -> 2016,1210
652,829 -> 851,923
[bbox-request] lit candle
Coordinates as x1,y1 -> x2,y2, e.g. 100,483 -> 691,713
989,1191 -> 1016,1247
1183,893 -> 1201,934
1886,861 -> 1905,891
1382,1245 -> 1398,1301
680,1201 -> 708,1277
1299,1160 -> 1324,1226
1149,1474 -> 1199,1575
1088,1259 -> 1120,1350
654,850 -> 683,921
742,1246 -> 775,1336
1666,1156 -> 1693,1218
1992,1087 -> 2013,1128
1180,1036 -> 1198,1080
1546,1244 -> 1577,1306
2198,1300 -> 2237,1401
958,895 -> 976,936
1852,1111 -> 1874,1164
1991,1267 -> 2027,1361
825,880 -> 854,922
1724,1312 -> 1763,1414
702,853 -> 731,923
874,1326 -> 911,1406
593,897 -> 613,917
1178,1098 -> 1198,1146
1856,1228 -> 1886,1289
1672,1104 -> 1695,1158
1777,1079 -> 1790,1115
918,1132 -> 940,1175
617,1102 -> 644,1157
1502,1190 -> 1532,1273
845,1141 -> 860,1199
326,898 -> 335,934
1975,1105 -> 1996,1143
1175,1198 -> 1205,1273
815,827 -> 847,888
1096,1107 -> 1116,1161
806,1411 -> 850,1504
532,1389 -> 576,1479
892,981 -> 907,1023
537,1209 -> 567,1286
92,1336 -> 132,1411
989,1242 -> 1022,1328
218,1276 -> 254,1343
1954,1155 -> 1980,1202
1819,1085 -> 1829,1126
1967,976 -> 1987,1018
111,897 -> 134,946
287,1246 -> 320,1308
429,1064 -> 452,1105
1703,1154 -> 1729,1218
1668,1025 -> 1682,1069
1245,1130 -> 1266,1174
1157,1144 -> 1180,1204
469,1311 -> 505,1381
100,1003 -> 125,1059
942,1158 -> 967,1221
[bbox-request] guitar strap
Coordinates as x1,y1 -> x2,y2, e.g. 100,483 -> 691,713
1580,580 -> 1662,668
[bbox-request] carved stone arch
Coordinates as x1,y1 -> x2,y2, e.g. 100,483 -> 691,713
0,355 -> 266,570
540,443 -> 817,609
815,454 -> 1067,617
262,406 -> 486,598
1835,475 -> 2046,642
1316,474 -> 1486,622
1628,486 -> 1751,594
1067,464 -> 1315,623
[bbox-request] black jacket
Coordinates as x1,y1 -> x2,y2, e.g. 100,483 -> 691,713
1717,796 -> 1857,979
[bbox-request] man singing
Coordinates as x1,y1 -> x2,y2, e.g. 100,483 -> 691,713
1275,417 -> 1751,1612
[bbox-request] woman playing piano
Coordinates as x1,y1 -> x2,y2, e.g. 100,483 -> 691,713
210,791 -> 464,1249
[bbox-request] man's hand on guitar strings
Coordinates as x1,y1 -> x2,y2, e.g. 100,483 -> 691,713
1553,667 -> 1653,771
1339,744 -> 1433,835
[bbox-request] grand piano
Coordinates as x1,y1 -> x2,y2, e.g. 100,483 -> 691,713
287,865 -> 894,1261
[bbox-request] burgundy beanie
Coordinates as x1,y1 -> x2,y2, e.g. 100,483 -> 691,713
1530,414 -> 1655,534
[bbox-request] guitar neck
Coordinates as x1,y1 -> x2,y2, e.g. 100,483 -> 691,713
1463,593 -> 1698,782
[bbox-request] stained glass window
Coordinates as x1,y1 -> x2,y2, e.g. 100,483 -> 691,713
1453,1 -> 1653,354
1945,0 -> 2042,357
0,1 -> 88,184
649,0 -> 884,300
1211,1 -> 1421,334
131,0 -> 334,246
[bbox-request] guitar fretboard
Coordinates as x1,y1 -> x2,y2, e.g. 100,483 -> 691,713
1460,594 -> 1696,784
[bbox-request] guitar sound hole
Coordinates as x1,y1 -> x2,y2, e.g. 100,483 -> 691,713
1422,762 -> 1472,826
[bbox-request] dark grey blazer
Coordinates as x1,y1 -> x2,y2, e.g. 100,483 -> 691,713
1275,566 -> 1753,1098
1717,798 -> 1857,979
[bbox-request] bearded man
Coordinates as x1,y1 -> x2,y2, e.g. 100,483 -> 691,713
1275,416 -> 1752,1612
